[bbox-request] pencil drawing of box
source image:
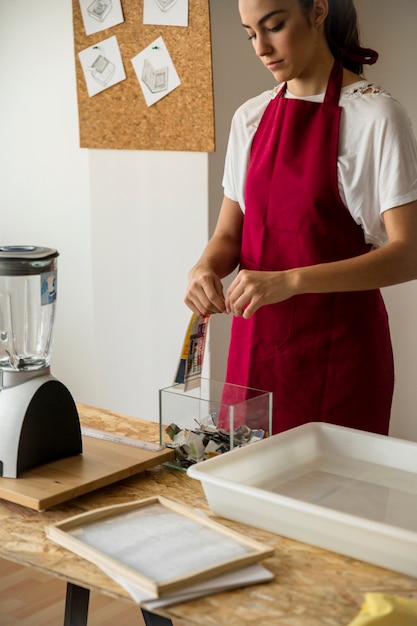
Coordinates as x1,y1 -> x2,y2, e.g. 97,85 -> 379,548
142,59 -> 169,94
89,53 -> 115,86
87,0 -> 112,22
154,0 -> 178,12
88,0 -> 113,22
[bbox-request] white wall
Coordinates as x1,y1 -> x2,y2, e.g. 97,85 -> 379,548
0,1 -> 96,402
0,1 -> 207,423
208,0 -> 275,383
1,1 -> 417,440
88,149 -> 207,420
355,0 -> 417,441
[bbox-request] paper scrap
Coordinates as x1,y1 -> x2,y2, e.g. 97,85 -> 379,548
165,417 -> 267,468
175,312 -> 210,389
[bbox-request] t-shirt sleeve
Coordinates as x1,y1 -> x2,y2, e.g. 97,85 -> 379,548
222,112 -> 242,204
378,100 -> 417,213
222,91 -> 274,211
339,94 -> 417,248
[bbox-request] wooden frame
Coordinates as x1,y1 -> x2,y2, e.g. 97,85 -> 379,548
46,495 -> 274,597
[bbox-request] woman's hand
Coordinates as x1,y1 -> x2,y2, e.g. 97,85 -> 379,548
184,196 -> 244,316
226,269 -> 295,319
185,265 -> 226,315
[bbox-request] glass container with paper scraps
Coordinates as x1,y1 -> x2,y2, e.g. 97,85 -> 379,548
159,378 -> 272,470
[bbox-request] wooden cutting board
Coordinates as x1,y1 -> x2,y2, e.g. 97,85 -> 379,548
0,435 -> 174,511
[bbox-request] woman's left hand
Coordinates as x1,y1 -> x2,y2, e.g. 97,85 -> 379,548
225,269 -> 295,319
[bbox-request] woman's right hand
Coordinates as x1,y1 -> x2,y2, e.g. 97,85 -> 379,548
184,264 -> 226,315
184,195 -> 244,316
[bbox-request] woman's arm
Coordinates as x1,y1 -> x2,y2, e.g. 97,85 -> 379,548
226,200 -> 417,319
185,196 -> 244,315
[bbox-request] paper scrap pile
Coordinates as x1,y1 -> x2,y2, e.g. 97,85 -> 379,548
165,413 -> 266,468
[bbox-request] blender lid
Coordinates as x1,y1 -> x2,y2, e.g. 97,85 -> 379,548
0,246 -> 59,276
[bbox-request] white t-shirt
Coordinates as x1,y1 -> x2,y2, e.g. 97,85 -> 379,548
222,81 -> 417,248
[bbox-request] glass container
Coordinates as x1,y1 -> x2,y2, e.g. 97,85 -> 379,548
0,246 -> 58,371
159,377 -> 272,469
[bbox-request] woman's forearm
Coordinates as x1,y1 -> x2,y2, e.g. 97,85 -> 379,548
189,233 -> 241,280
291,239 -> 417,296
226,202 -> 417,319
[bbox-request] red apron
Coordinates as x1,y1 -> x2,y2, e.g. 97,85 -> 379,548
225,60 -> 394,435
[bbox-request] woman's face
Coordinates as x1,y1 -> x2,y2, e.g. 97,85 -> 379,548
238,0 -> 328,86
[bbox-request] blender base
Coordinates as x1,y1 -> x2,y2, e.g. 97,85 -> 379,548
0,371 -> 82,478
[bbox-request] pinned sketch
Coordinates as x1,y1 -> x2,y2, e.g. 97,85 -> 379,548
143,0 -> 188,27
79,0 -> 124,36
78,35 -> 126,97
131,37 -> 181,107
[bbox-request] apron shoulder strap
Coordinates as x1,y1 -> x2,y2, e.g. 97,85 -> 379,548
323,60 -> 344,106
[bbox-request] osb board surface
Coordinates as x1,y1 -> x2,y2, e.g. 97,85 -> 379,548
72,0 -> 214,151
1,408 -> 417,626
0,406 -> 173,510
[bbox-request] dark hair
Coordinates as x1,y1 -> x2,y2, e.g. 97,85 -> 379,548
299,0 -> 378,74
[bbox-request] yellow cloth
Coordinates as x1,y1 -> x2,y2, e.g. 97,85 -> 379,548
348,593 -> 417,626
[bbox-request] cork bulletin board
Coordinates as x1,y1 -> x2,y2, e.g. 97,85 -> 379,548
72,0 -> 214,151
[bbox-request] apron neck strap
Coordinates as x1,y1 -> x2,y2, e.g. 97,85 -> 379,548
277,59 -> 344,105
323,59 -> 343,106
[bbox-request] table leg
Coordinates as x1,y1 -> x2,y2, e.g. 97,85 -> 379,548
63,582 -> 173,626
141,609 -> 174,626
64,583 -> 90,626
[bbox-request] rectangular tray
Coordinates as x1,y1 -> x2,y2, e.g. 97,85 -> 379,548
46,495 -> 274,597
187,422 -> 417,578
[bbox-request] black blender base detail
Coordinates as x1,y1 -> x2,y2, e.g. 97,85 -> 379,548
15,380 -> 82,477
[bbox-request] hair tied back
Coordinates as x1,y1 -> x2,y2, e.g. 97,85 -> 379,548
342,46 -> 379,66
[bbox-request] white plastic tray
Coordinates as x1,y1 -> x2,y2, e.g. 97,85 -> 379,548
187,422 -> 417,578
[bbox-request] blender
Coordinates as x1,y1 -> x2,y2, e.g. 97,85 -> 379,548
0,246 -> 82,478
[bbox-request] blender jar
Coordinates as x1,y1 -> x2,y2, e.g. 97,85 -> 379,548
0,246 -> 58,371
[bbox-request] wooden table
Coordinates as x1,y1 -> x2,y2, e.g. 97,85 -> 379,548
1,404 -> 417,626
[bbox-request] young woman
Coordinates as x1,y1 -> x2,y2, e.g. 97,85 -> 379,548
185,0 -> 417,435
